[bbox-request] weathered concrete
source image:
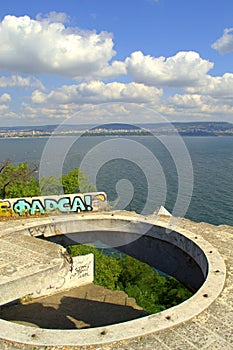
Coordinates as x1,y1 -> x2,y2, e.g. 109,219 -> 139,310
0,232 -> 68,305
0,231 -> 93,305
19,212 -> 212,291
0,283 -> 147,329
0,211 -> 232,349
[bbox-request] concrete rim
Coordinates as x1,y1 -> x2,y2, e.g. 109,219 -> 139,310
0,212 -> 226,347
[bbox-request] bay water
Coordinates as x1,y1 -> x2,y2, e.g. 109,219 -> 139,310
0,135 -> 232,226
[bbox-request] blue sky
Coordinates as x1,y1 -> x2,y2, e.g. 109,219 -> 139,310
0,0 -> 233,126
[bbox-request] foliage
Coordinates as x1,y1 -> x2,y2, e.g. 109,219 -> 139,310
39,176 -> 62,196
67,244 -> 193,315
62,168 -> 96,194
0,160 -> 39,198
0,160 -> 95,199
67,244 -> 121,290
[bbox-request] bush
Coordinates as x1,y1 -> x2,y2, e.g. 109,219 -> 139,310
67,245 -> 122,290
67,244 -> 193,314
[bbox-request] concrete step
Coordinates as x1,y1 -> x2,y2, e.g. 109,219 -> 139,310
0,283 -> 147,329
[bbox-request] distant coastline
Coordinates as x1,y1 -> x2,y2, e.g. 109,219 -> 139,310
0,121 -> 233,138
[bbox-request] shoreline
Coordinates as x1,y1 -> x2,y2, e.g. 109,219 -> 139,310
0,133 -> 233,139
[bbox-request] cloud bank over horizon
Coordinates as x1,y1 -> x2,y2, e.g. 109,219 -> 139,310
0,12 -> 232,125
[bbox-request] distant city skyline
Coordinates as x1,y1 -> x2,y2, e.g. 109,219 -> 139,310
0,0 -> 233,126
1,121 -> 233,138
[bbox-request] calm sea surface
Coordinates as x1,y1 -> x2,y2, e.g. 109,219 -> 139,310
0,135 -> 232,226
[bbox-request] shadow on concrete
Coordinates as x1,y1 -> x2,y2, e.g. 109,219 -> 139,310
0,296 -> 147,329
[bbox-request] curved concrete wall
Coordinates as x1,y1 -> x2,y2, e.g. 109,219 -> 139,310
48,224 -> 207,291
0,211 -> 226,347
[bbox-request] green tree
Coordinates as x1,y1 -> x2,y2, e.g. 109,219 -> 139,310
39,176 -> 62,196
0,160 -> 39,199
0,160 -> 95,199
62,168 -> 96,194
7,176 -> 40,198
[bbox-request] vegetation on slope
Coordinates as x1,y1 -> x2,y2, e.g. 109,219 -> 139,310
67,244 -> 193,315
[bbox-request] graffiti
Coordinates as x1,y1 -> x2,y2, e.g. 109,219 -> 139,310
0,192 -> 107,216
0,200 -> 12,216
28,225 -> 47,237
13,195 -> 93,216
0,200 -> 11,210
70,260 -> 92,280
94,193 -> 106,202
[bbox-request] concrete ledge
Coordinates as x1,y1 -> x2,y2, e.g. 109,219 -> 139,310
0,232 -> 93,306
0,233 -> 69,305
0,211 -> 229,348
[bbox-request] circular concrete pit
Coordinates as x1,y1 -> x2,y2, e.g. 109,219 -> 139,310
0,211 -> 226,347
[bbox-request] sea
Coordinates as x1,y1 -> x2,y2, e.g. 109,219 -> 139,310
0,135 -> 232,227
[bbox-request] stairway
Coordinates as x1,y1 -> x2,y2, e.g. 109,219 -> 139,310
0,283 -> 147,329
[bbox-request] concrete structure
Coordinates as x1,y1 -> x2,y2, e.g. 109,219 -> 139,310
0,210 -> 232,349
0,229 -> 94,305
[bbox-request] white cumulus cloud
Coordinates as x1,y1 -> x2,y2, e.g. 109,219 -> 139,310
92,60 -> 127,79
0,15 -> 116,78
0,93 -> 11,103
31,81 -> 162,105
0,104 -> 9,111
186,73 -> 233,99
212,28 -> 233,55
168,94 -> 211,109
125,51 -> 213,87
164,93 -> 233,119
36,11 -> 70,24
0,75 -> 44,89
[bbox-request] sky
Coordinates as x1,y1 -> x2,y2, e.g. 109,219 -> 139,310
0,0 -> 233,126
